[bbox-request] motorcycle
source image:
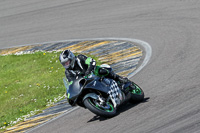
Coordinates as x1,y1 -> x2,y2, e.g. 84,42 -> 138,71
63,67 -> 144,117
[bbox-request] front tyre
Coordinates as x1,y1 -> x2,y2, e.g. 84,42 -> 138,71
83,97 -> 117,118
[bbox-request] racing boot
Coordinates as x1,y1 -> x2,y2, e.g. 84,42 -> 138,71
116,76 -> 133,94
109,72 -> 133,94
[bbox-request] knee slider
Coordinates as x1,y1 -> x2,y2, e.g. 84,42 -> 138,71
99,68 -> 109,76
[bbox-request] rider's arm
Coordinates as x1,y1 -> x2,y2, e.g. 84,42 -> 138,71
85,57 -> 96,75
78,54 -> 96,76
65,70 -> 77,82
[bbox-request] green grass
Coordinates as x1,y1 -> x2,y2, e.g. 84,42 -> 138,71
0,51 -> 102,130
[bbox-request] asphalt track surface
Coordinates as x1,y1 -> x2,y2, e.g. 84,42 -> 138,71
1,0 -> 200,133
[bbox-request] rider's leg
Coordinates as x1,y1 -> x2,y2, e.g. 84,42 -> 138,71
94,66 -> 109,77
108,71 -> 131,84
96,66 -> 131,84
108,71 -> 135,93
95,66 -> 136,92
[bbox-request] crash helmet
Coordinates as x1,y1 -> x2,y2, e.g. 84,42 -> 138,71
59,50 -> 76,69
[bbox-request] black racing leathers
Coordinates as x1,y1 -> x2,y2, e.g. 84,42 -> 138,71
65,54 -> 96,82
65,54 -> 132,93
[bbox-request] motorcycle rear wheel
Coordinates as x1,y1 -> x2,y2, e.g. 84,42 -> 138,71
84,97 -> 117,118
129,83 -> 144,103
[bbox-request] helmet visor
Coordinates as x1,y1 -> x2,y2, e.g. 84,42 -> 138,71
62,60 -> 71,69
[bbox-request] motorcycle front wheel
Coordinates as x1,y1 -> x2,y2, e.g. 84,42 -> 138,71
83,96 -> 117,118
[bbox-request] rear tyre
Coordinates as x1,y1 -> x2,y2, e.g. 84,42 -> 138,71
83,97 -> 117,118
129,83 -> 144,103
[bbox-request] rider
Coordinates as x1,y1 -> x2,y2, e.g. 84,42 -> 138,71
59,49 -> 132,92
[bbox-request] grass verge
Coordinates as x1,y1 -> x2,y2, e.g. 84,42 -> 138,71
0,51 -> 102,131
